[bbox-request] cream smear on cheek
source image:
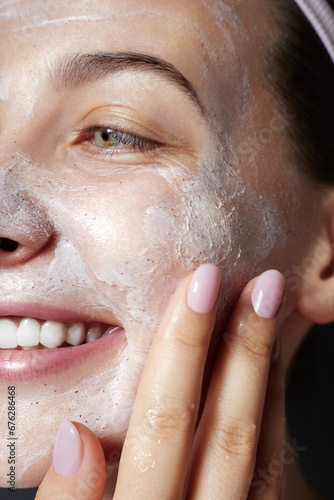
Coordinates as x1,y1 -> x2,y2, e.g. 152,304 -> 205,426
178,155 -> 283,269
91,145 -> 286,338
0,144 -> 287,488
0,70 -> 10,101
0,153 -> 186,328
145,153 -> 285,319
0,154 -> 173,485
0,148 -> 284,352
0,155 -> 135,485
9,350 -> 132,485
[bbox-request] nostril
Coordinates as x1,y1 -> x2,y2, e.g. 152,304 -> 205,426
0,238 -> 19,253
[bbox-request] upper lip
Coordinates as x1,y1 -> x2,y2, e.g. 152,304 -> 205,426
0,301 -> 122,327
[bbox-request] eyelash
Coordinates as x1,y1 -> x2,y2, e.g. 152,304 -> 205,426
74,124 -> 164,157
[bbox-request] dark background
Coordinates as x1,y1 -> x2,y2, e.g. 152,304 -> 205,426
0,488 -> 37,499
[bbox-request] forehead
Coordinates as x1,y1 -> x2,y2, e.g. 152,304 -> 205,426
0,0 -> 261,70
0,0 -> 241,43
0,0 -> 243,31
0,0 -> 271,126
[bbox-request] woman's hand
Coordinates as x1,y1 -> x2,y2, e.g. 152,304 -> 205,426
36,265 -> 286,499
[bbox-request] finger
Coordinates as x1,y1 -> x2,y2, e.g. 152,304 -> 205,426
114,264 -> 221,500
187,270 -> 285,499
36,421 -> 106,500
249,336 -> 286,499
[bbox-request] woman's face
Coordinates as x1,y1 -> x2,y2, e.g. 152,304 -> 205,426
0,0 -> 323,487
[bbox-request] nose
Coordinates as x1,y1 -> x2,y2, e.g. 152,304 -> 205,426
0,238 -> 19,253
0,176 -> 53,267
0,214 -> 53,267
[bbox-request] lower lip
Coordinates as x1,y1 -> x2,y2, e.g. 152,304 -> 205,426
0,326 -> 125,382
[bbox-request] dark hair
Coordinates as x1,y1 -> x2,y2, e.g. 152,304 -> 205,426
266,0 -> 334,184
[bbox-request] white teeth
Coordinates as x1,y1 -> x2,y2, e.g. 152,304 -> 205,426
0,317 -> 106,349
0,320 -> 18,348
67,322 -> 86,346
40,321 -> 67,348
17,318 -> 40,347
86,325 -> 102,343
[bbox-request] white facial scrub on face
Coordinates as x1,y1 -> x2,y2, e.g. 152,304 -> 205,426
0,147 -> 284,326
0,138 -> 286,485
0,70 -> 11,101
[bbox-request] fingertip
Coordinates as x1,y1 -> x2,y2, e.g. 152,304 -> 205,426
251,270 -> 285,319
37,422 -> 107,500
72,421 -> 107,488
70,421 -> 107,479
53,420 -> 106,488
187,264 -> 221,314
53,420 -> 82,477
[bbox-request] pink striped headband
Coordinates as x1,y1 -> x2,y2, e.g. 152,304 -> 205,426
294,0 -> 334,63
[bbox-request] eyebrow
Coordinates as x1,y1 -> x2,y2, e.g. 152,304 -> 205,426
48,52 -> 202,110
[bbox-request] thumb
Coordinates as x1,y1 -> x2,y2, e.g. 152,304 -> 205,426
36,421 -> 107,500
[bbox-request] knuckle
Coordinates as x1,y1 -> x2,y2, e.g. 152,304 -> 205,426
212,416 -> 258,457
171,326 -> 207,351
141,397 -> 196,441
235,332 -> 272,362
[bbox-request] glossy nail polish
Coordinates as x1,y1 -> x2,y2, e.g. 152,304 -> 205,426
53,421 -> 82,477
187,264 -> 221,314
251,270 -> 285,319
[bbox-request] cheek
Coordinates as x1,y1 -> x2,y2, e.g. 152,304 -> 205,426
0,68 -> 11,102
0,150 -> 287,341
0,154 -> 290,489
62,154 -> 287,336
177,154 -> 287,285
57,170 -> 188,335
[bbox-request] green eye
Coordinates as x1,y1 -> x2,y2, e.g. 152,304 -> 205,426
75,124 -> 163,157
94,129 -> 121,148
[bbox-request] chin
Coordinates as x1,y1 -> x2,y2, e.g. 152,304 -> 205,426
0,310 -> 152,489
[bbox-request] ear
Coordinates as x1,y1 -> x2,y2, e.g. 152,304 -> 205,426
297,201 -> 334,324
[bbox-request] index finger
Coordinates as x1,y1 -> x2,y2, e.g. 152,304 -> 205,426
113,264 -> 221,500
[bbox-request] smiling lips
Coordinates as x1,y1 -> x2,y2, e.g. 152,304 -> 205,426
0,305 -> 126,381
0,324 -> 125,382
0,317 -> 108,349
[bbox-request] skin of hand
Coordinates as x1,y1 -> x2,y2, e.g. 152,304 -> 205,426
36,265 -> 286,499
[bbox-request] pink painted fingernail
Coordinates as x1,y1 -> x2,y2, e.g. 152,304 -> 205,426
53,421 -> 82,477
251,270 -> 285,319
187,264 -> 221,314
